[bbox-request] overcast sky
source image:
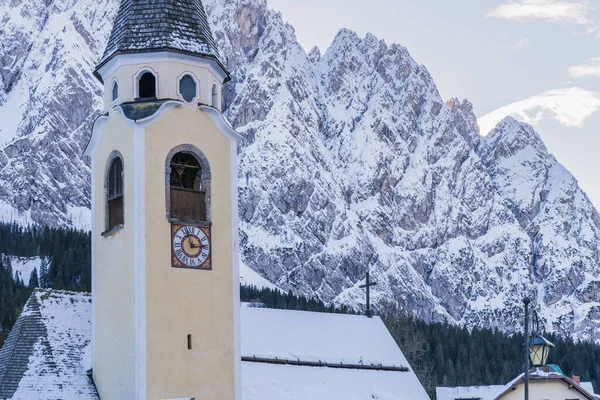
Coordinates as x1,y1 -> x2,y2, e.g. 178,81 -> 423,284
268,0 -> 600,208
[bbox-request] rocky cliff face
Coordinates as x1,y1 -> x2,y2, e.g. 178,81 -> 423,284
1,0 -> 600,342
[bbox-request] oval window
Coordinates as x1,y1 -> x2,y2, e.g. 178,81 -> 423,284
179,75 -> 197,103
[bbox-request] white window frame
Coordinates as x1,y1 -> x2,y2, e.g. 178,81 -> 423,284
211,82 -> 220,109
134,67 -> 159,99
110,78 -> 119,105
177,72 -> 200,104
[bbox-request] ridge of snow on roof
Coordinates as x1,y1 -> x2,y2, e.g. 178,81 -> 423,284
0,289 -> 97,400
436,384 -> 505,400
242,362 -> 429,400
97,0 -> 225,72
241,307 -> 408,367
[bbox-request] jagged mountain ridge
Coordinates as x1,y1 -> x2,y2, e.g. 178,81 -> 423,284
1,0 -> 599,341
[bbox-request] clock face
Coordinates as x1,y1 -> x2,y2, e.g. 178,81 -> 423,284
171,224 -> 211,269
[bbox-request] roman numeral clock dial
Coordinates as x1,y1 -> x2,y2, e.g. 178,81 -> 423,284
171,224 -> 211,270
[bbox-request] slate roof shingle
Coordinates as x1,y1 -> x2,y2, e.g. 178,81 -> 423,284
95,0 -> 228,81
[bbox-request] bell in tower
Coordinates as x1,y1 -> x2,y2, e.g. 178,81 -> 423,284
85,1 -> 242,399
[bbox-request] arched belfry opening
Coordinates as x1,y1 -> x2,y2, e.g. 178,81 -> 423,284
166,145 -> 211,223
138,71 -> 156,99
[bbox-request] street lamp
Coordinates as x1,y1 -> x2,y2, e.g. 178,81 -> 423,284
523,297 -> 555,400
529,335 -> 555,367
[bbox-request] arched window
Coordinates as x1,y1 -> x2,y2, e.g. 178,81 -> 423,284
105,152 -> 124,232
179,74 -> 198,103
138,71 -> 156,99
211,84 -> 219,108
166,145 -> 211,222
112,80 -> 119,102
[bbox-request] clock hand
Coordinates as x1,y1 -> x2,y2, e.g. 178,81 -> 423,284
188,236 -> 199,249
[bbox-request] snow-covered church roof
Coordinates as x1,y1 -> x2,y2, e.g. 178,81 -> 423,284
0,290 -> 430,400
95,0 -> 229,81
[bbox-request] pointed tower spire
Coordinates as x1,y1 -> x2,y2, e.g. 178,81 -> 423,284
95,0 -> 229,82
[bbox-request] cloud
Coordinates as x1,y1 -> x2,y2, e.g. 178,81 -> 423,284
478,87 -> 600,135
487,0 -> 597,32
512,38 -> 531,49
568,58 -> 600,78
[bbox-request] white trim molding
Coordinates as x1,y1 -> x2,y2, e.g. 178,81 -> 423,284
211,82 -> 220,110
199,105 -> 244,141
115,100 -> 182,126
230,138 -> 241,400
96,52 -> 229,85
110,78 -> 120,105
177,71 -> 200,104
134,67 -> 159,99
85,114 -> 109,157
133,124 -> 147,400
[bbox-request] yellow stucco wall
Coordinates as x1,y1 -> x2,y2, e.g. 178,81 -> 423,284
501,380 -> 590,400
144,105 -> 236,400
92,111 -> 136,400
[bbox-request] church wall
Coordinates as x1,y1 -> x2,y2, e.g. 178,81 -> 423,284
501,379 -> 589,400
143,105 -> 236,400
103,60 -> 222,111
92,111 -> 137,400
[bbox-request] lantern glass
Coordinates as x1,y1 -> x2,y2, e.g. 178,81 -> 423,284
529,335 -> 554,366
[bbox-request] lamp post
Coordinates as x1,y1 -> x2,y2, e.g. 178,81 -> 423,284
523,297 -> 555,400
523,297 -> 530,400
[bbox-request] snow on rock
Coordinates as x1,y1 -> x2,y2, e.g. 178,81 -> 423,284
240,260 -> 279,290
8,256 -> 43,285
1,0 -> 600,342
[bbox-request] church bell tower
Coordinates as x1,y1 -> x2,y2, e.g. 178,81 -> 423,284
85,1 -> 241,399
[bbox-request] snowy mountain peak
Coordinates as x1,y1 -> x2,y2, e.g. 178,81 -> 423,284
483,117 -> 549,157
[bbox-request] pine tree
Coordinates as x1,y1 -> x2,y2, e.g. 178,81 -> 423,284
28,268 -> 39,288
39,258 -> 50,288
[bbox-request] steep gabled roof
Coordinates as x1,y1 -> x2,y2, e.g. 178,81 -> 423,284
0,290 -> 97,400
95,0 -> 228,80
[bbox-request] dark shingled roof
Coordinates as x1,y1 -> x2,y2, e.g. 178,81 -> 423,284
0,294 -> 46,399
95,0 -> 228,81
0,290 -> 98,400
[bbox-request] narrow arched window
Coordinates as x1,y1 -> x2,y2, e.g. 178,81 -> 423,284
112,80 -> 119,102
211,84 -> 219,108
107,156 -> 124,230
166,146 -> 211,223
179,74 -> 197,103
138,72 -> 156,99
